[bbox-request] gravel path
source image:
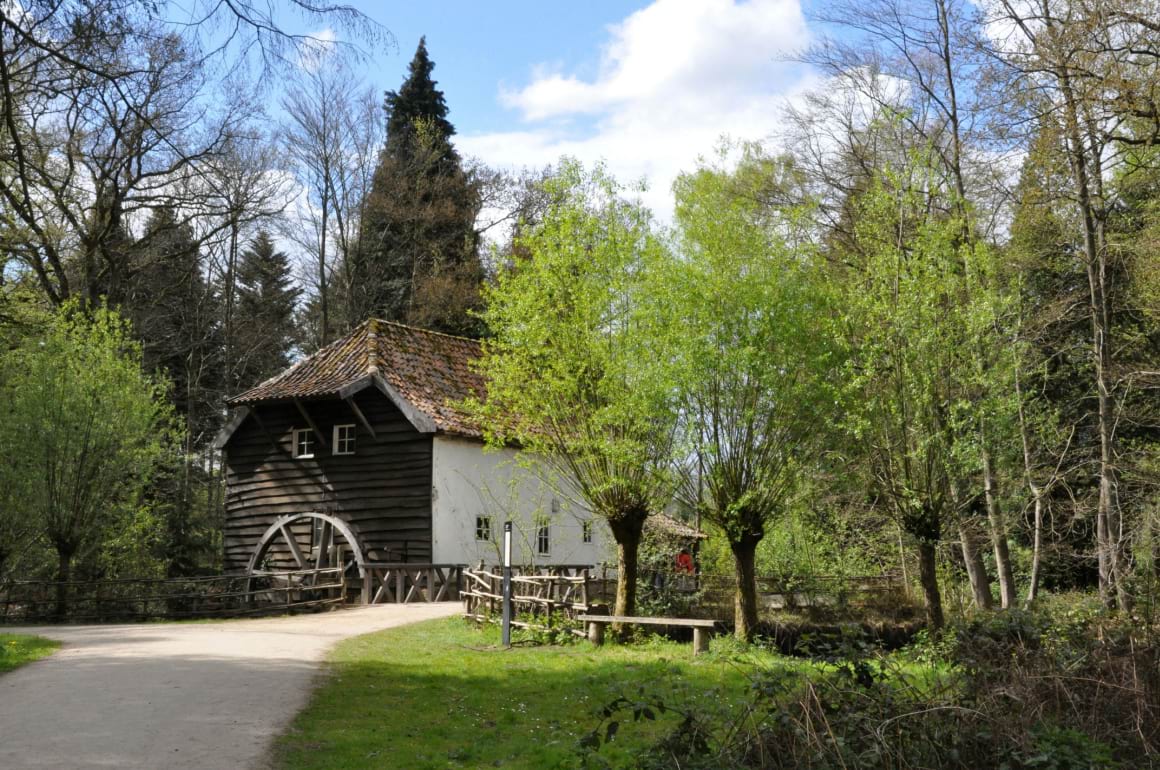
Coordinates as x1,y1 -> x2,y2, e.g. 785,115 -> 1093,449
0,603 -> 460,769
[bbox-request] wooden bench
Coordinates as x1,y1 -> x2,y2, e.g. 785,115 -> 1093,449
577,614 -> 718,656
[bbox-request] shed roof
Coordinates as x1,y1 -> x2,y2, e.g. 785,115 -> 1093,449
645,512 -> 707,540
225,319 -> 486,439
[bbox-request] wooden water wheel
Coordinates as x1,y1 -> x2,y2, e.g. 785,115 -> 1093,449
245,512 -> 368,599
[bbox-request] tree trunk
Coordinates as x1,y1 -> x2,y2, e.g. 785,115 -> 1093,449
607,513 -> 646,630
958,523 -> 992,610
224,217 -> 239,391
319,196 -> 330,345
1053,51 -> 1123,609
730,536 -> 760,642
917,541 -> 944,630
1025,494 -> 1045,607
55,548 -> 73,618
981,447 -> 1016,608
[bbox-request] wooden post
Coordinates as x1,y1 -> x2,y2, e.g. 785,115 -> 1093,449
588,620 -> 605,646
693,627 -> 710,656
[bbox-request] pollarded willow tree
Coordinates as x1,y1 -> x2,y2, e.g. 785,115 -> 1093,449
653,148 -> 844,641
471,160 -> 675,620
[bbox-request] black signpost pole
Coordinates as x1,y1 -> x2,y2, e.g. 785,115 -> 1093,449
502,521 -> 513,648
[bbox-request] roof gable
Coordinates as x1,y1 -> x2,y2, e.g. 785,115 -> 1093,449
224,319 -> 486,439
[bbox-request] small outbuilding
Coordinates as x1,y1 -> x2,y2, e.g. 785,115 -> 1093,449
214,319 -> 608,584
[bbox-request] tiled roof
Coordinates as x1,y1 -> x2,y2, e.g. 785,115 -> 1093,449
645,513 -> 707,540
226,319 -> 486,438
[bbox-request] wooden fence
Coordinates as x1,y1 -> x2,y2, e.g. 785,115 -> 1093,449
461,564 -> 907,629
670,573 -> 908,619
461,565 -> 596,631
361,563 -> 464,604
0,567 -> 345,623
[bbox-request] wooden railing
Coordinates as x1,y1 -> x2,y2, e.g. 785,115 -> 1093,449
0,567 -> 345,623
360,563 -> 464,604
461,565 -> 597,629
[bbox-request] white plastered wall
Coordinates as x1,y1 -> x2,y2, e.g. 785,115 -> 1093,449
430,435 -> 612,567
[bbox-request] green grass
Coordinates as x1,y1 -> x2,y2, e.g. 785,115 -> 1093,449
274,618 -> 817,769
0,633 -> 60,674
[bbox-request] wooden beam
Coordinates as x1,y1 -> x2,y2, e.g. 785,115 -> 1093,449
337,375 -> 374,400
293,398 -> 329,449
212,407 -> 251,450
314,521 -> 332,570
280,525 -> 307,569
344,396 -> 377,441
372,374 -> 437,434
249,407 -> 281,454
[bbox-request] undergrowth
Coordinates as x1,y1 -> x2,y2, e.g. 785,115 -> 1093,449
580,597 -> 1159,769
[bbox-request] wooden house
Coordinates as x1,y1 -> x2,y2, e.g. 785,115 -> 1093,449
214,319 -> 609,583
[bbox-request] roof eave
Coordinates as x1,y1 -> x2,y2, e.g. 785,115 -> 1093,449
212,406 -> 251,450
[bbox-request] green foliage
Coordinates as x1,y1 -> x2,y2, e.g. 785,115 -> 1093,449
697,507 -> 877,585
588,595 -> 1154,769
471,160 -> 676,616
473,160 -> 674,526
0,303 -> 177,581
650,144 -> 844,638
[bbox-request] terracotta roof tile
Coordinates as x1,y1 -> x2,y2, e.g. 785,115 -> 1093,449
227,319 -> 486,438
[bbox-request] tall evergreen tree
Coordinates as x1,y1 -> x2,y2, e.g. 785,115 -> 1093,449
234,231 -> 300,389
128,207 -> 224,440
383,37 -> 458,165
127,207 -> 224,577
352,37 -> 483,336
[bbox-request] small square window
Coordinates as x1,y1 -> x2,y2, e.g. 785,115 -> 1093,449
293,428 -> 314,458
333,424 -> 356,455
537,523 -> 551,556
476,516 -> 492,542
582,520 -> 593,544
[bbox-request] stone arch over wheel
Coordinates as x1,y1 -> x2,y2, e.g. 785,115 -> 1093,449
245,511 -> 368,580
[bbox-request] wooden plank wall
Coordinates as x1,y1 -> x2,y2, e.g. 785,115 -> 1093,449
223,389 -> 433,572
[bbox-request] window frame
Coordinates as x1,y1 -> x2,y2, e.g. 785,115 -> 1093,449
292,428 -> 315,459
536,523 -> 551,556
332,423 -> 357,456
581,520 -> 593,544
475,515 -> 493,542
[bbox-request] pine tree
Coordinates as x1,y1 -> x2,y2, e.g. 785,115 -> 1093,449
128,207 -> 223,437
234,230 -> 300,388
127,207 -> 224,577
383,37 -> 458,165
352,37 -> 483,336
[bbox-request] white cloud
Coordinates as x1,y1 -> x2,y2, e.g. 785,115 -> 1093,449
458,0 -> 815,219
296,28 -> 338,72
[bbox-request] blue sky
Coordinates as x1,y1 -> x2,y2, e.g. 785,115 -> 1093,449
319,0 -> 820,217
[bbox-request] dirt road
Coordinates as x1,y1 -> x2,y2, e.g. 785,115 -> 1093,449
0,603 -> 460,769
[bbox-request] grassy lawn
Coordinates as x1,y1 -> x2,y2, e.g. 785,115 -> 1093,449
0,633 -> 60,674
275,617 -> 828,770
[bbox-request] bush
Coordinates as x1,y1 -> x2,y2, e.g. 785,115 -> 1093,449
580,594 -> 1158,768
